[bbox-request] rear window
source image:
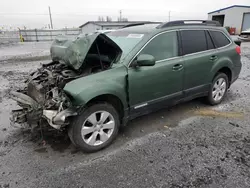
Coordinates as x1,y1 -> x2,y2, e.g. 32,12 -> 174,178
180,30 -> 207,55
210,31 -> 231,48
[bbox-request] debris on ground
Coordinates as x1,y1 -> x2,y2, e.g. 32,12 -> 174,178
229,122 -> 240,127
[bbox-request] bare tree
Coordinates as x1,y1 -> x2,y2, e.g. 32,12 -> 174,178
122,18 -> 128,22
118,17 -> 128,22
98,16 -> 104,21
106,16 -> 112,22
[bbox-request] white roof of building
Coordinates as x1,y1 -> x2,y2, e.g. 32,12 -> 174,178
208,5 -> 250,14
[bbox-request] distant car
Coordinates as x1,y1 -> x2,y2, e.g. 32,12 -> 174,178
230,35 -> 244,46
241,28 -> 250,35
11,20 -> 242,152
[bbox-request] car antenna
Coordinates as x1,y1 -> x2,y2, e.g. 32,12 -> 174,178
95,42 -> 104,70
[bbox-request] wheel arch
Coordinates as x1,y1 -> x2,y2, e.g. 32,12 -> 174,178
211,58 -> 233,86
86,94 -> 125,122
214,67 -> 232,87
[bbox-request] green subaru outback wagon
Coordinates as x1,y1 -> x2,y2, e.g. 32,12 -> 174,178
11,20 -> 242,152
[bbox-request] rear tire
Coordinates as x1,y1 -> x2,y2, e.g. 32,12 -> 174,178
68,102 -> 120,153
207,73 -> 229,105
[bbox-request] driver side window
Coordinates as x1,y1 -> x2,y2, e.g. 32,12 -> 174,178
140,31 -> 178,61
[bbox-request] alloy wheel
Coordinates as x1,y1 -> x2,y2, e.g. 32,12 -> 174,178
81,111 -> 115,146
212,78 -> 227,102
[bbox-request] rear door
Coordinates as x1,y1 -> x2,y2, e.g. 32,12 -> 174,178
180,29 -> 217,97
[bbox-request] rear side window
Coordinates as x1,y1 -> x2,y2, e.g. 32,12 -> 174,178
210,31 -> 231,48
140,31 -> 178,61
181,30 -> 207,55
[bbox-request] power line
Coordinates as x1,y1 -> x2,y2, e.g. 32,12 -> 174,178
0,10 -> 207,16
0,13 -> 48,15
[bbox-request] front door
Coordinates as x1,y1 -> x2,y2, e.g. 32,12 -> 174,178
128,31 -> 184,118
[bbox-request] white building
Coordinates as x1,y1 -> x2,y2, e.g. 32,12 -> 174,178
208,5 -> 250,34
79,21 -> 157,33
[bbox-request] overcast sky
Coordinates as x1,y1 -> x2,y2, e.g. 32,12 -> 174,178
0,0 -> 249,29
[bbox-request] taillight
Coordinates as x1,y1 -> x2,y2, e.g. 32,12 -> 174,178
236,45 -> 241,55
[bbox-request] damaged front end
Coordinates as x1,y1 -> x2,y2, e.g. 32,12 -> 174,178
10,33 -> 122,130
10,62 -> 78,129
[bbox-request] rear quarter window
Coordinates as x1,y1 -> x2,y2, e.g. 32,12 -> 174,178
210,31 -> 231,48
206,31 -> 215,50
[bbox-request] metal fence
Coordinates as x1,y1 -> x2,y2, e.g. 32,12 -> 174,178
0,31 -> 20,44
20,29 -> 81,42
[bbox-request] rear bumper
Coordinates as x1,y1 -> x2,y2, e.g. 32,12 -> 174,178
231,63 -> 242,85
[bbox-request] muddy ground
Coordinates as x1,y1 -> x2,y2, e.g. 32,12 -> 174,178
0,42 -> 250,188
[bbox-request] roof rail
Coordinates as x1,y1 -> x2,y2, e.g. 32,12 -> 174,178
157,20 -> 221,28
122,22 -> 161,28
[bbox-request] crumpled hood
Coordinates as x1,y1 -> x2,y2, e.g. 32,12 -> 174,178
50,33 -> 122,70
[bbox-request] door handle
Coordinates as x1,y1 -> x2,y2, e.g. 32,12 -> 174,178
210,55 -> 218,61
172,64 -> 183,71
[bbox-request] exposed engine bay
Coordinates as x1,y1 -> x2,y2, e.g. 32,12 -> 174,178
10,33 -> 122,129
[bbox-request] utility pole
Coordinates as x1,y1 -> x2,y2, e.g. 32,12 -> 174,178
119,10 -> 122,22
168,11 -> 171,22
48,6 -> 53,29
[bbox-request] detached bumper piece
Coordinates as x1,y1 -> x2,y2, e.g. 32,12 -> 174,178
10,91 -> 77,130
10,91 -> 42,125
43,108 -> 77,129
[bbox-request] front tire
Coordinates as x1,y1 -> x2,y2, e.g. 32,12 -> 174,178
68,103 -> 120,152
207,73 -> 229,105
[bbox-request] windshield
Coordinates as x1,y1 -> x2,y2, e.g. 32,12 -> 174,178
107,32 -> 145,60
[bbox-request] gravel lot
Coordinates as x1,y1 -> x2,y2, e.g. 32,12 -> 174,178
0,42 -> 250,188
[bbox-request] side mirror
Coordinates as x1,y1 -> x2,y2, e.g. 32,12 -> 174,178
136,54 -> 155,67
